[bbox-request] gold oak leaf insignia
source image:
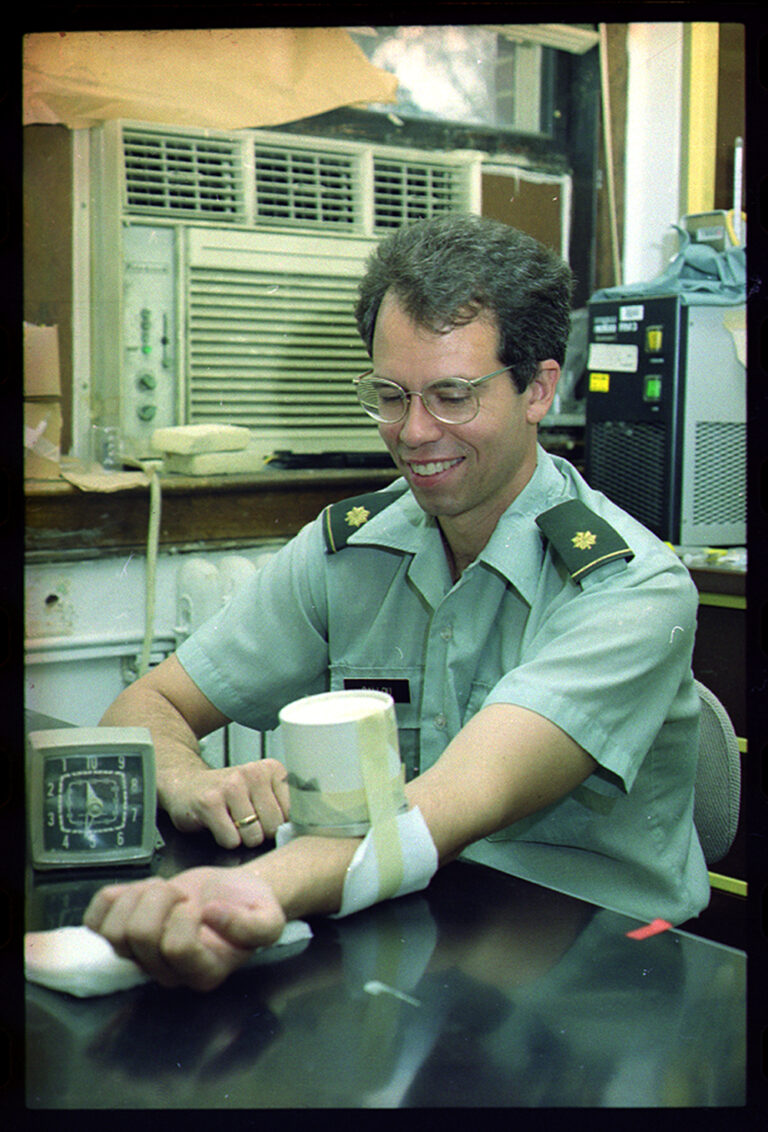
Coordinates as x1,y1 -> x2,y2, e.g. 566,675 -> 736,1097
345,505 -> 371,528
572,530 -> 597,551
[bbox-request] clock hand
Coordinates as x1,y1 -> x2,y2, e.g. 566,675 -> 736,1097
85,781 -> 105,818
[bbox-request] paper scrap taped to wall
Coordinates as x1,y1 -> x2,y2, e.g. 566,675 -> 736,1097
23,27 -> 398,130
722,308 -> 746,368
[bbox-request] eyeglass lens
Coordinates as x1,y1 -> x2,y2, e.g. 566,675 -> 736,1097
356,377 -> 479,424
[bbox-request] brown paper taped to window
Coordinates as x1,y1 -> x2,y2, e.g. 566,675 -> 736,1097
23,27 -> 397,130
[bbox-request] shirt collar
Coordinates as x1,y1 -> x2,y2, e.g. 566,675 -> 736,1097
345,478 -> 431,555
345,448 -> 570,604
477,450 -> 566,603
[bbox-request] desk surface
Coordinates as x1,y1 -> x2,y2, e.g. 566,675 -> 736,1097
25,812 -> 746,1109
24,465 -> 398,557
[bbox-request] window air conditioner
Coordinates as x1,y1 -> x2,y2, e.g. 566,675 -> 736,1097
76,120 -> 482,460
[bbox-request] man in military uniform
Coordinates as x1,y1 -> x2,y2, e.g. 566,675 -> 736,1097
85,215 -> 709,991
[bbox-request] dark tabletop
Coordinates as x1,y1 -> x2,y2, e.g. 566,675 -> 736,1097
25,806 -> 746,1109
23,709 -> 746,1108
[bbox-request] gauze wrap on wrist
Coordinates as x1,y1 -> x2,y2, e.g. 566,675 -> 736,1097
276,805 -> 438,917
333,804 -> 438,917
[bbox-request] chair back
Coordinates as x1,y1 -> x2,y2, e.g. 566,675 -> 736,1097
693,680 -> 741,864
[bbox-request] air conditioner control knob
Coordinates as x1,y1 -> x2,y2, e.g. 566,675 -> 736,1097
137,404 -> 157,421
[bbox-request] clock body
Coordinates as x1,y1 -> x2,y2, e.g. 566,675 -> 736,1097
27,727 -> 157,869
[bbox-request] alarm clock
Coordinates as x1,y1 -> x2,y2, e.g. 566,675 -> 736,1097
27,726 -> 158,870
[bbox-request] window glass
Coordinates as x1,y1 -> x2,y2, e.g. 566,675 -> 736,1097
348,26 -> 548,134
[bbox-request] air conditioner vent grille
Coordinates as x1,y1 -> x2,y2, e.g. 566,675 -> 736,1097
122,129 -> 245,221
187,265 -> 376,437
373,157 -> 468,229
118,126 -> 478,234
253,145 -> 359,228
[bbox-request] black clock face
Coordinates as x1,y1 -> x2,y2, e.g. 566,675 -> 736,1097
43,752 -> 146,853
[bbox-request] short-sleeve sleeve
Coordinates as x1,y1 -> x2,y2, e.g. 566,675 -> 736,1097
176,519 -> 330,730
482,556 -> 700,792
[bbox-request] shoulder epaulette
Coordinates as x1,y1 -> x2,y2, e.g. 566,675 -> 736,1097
323,487 -> 408,553
536,498 -> 634,582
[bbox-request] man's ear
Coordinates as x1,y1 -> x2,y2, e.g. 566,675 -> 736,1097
525,361 -> 560,424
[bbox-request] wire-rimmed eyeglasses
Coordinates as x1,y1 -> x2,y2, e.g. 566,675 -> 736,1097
353,366 -> 513,425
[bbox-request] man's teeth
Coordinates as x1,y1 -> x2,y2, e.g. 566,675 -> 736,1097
410,459 -> 462,476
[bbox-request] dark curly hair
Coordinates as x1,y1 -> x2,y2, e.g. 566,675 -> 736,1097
355,214 -> 575,392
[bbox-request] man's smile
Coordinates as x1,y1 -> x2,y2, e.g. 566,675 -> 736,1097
406,457 -> 465,479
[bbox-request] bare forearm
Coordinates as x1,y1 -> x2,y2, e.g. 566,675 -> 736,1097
98,654 -> 231,812
248,834 -> 360,920
246,703 -> 595,924
100,681 -> 210,808
405,703 -> 597,865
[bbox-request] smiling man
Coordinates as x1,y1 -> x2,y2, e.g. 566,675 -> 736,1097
85,216 -> 709,991
358,292 -> 557,577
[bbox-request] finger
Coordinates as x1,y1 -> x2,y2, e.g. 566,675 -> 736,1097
83,882 -> 131,933
160,906 -> 255,992
245,797 -> 281,841
231,810 -> 265,848
203,897 -> 286,952
100,879 -> 188,986
272,762 -> 291,821
241,760 -> 290,839
219,771 -> 278,847
222,780 -> 267,848
84,880 -> 162,955
258,758 -> 290,820
191,783 -> 246,850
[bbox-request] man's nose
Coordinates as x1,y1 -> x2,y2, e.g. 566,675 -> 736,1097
397,393 -> 444,445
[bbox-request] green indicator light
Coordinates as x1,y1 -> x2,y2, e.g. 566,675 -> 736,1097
644,376 -> 662,402
142,345 -> 152,355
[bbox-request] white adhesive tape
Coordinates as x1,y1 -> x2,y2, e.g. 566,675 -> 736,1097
334,806 -> 438,918
276,807 -> 437,917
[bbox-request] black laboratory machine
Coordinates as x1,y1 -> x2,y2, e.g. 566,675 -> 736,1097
584,219 -> 746,547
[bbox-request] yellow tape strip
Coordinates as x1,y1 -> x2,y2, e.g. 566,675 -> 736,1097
708,871 -> 747,897
359,709 -> 406,901
697,593 -> 746,610
289,771 -> 405,827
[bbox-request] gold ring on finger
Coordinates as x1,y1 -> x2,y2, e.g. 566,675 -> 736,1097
234,813 -> 259,829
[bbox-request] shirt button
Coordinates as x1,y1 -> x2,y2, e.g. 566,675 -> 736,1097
433,713 -> 447,730
440,625 -> 453,641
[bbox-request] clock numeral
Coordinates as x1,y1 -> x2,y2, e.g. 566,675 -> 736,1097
87,756 -> 99,771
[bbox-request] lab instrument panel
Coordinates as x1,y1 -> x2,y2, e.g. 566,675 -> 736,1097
585,295 -> 745,546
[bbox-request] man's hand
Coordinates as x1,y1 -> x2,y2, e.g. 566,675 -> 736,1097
83,866 -> 287,991
99,655 -> 290,849
165,758 -> 291,849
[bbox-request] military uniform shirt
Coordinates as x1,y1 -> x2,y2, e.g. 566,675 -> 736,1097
177,447 -> 710,925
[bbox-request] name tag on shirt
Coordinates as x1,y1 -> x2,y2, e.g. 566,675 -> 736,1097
343,677 -> 411,704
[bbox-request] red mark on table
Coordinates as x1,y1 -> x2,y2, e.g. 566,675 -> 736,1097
626,918 -> 672,940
